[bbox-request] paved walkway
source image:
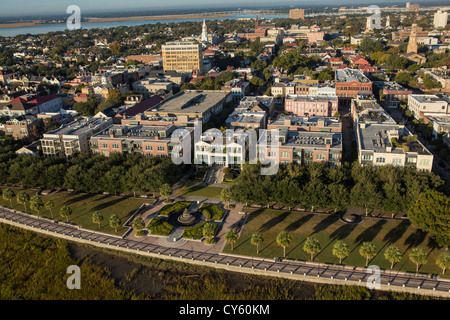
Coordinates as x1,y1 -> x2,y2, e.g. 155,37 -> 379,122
1,206 -> 449,297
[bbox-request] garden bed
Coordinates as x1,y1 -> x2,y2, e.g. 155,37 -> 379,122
182,222 -> 218,240
200,203 -> 225,221
146,217 -> 174,236
157,201 -> 191,216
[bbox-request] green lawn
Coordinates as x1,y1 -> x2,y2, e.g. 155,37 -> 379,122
176,185 -> 224,198
223,208 -> 448,277
0,188 -> 151,236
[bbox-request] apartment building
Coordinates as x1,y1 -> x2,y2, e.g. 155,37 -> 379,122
225,110 -> 267,130
132,79 -> 173,98
239,96 -> 275,116
423,114 -> 450,139
258,128 -> 342,167
162,41 -> 203,75
285,95 -> 338,117
407,94 -> 450,119
1,114 -> 40,141
41,117 -> 112,157
221,79 -> 250,102
267,116 -> 342,133
90,123 -> 193,158
0,94 -> 63,117
373,81 -> 412,108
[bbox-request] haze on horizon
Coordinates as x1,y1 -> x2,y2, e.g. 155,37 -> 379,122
0,0 -> 446,18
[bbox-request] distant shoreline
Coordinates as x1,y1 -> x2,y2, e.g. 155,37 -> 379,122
0,13 -> 238,29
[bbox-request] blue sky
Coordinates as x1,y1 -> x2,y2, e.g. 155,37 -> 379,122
0,0 -> 435,18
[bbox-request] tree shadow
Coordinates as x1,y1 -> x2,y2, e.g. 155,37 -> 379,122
404,229 -> 427,251
310,214 -> 339,235
355,220 -> 386,245
329,223 -> 356,241
382,220 -> 410,245
259,239 -> 276,254
92,197 -> 126,212
285,214 -> 313,232
63,193 -> 96,206
245,208 -> 265,224
258,211 -> 290,232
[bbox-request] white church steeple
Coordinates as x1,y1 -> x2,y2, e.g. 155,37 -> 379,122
201,19 -> 208,43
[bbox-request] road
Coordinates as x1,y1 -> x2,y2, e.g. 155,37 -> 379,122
1,206 -> 449,297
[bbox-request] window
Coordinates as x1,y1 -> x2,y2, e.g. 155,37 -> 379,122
316,153 -> 326,160
392,158 -> 402,165
419,159 -> 429,166
281,152 -> 290,159
145,145 -> 152,151
112,143 -> 119,149
100,143 -> 108,149
157,145 -> 165,151
376,157 -> 386,163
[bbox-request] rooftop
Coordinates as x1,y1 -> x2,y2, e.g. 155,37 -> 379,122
335,68 -> 371,84
409,94 -> 449,104
44,117 -> 110,137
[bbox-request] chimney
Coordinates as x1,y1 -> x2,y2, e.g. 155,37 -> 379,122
283,118 -> 290,126
136,114 -> 142,121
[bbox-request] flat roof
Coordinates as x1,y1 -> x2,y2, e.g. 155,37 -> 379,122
335,68 -> 371,83
43,117 -> 110,137
146,90 -> 228,115
409,94 -> 449,104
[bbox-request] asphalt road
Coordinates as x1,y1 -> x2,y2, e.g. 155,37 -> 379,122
1,207 -> 449,296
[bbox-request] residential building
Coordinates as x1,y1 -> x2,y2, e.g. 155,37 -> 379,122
225,110 -> 267,130
1,115 -> 40,141
221,79 -> 250,102
162,41 -> 203,75
238,96 -> 275,116
90,123 -> 193,158
115,96 -> 163,123
285,95 -> 338,117
407,94 -> 450,119
434,9 -> 448,29
132,79 -> 173,98
423,114 -> 450,139
15,141 -> 41,157
267,116 -> 342,133
0,94 -> 62,117
373,81 -> 412,108
40,117 -> 112,157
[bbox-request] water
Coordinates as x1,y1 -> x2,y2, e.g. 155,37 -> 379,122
0,14 -> 288,37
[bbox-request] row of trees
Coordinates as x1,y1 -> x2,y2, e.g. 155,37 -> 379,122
0,152 -> 186,196
225,229 -> 450,274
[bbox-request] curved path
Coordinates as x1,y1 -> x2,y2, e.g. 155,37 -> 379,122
0,206 -> 449,298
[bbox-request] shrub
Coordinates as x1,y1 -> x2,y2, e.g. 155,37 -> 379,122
182,222 -> 218,240
205,238 -> 216,244
147,217 -> 174,236
200,204 -> 225,221
158,202 -> 191,216
135,230 -> 146,237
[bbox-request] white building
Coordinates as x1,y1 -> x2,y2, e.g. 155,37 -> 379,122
407,94 -> 450,119
434,10 -> 448,29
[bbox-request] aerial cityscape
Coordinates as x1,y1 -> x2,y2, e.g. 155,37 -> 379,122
0,0 -> 449,309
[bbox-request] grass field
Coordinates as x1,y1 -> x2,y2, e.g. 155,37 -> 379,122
0,188 -> 151,235
175,185 -> 224,198
223,208 -> 448,277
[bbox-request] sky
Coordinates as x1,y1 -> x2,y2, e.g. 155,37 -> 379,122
0,0 -> 441,18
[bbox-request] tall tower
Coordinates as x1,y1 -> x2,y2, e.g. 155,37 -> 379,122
386,15 -> 390,28
201,19 -> 208,43
407,23 -> 418,54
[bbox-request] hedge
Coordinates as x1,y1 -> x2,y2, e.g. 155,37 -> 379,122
200,204 -> 225,221
158,201 -> 191,216
182,222 -> 218,240
147,217 -> 174,236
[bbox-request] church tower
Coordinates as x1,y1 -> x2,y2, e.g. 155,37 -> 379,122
386,15 -> 390,28
201,19 -> 208,43
407,23 -> 418,54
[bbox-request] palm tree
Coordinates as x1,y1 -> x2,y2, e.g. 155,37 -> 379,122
109,214 -> 121,233
276,231 -> 292,258
45,201 -> 55,219
203,222 -> 216,242
225,229 -> 238,251
220,188 -> 232,209
303,236 -> 321,261
251,232 -> 264,254
409,247 -> 427,273
384,245 -> 402,270
30,195 -> 44,216
132,217 -> 145,231
159,183 -> 172,203
60,205 -> 72,222
436,252 -> 450,274
17,191 -> 30,211
3,188 -> 15,207
359,242 -> 376,267
332,240 -> 350,264
92,211 -> 104,229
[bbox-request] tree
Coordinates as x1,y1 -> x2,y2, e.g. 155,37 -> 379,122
332,241 -> 350,263
436,252 -> 450,274
3,188 -> 15,207
409,247 -> 427,273
408,190 -> 450,248
359,242 -> 376,267
59,205 -> 72,222
303,236 -> 321,261
92,211 -> 104,229
225,229 -> 238,250
220,187 -> 233,208
109,214 -> 122,233
203,222 -> 216,241
17,191 -> 30,211
159,183 -> 172,203
251,232 -> 264,254
132,217 -> 145,231
30,195 -> 44,216
45,201 -> 55,219
384,245 -> 402,269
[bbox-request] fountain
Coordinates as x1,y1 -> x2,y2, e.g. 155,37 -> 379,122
177,209 -> 196,226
